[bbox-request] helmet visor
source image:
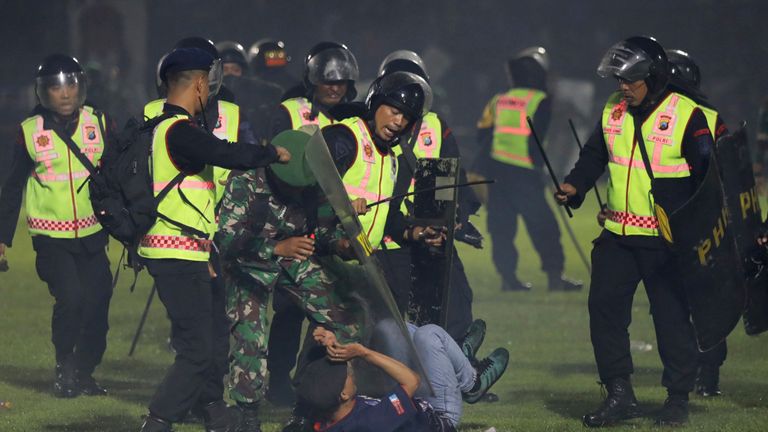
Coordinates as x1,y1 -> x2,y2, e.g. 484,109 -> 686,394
306,47 -> 359,85
208,58 -> 223,99
35,71 -> 87,114
597,41 -> 651,82
371,71 -> 433,119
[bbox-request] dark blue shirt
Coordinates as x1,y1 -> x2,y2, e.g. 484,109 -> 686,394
314,386 -> 429,432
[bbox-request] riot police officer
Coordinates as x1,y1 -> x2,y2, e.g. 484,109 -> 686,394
476,47 -> 581,292
556,36 -> 713,427
0,54 -> 114,398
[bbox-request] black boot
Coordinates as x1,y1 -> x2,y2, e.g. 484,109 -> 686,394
54,356 -> 79,398
76,373 -> 107,396
266,374 -> 296,407
695,365 -> 722,397
582,377 -> 641,427
202,400 -> 242,432
237,402 -> 262,432
655,395 -> 689,427
139,414 -> 173,432
501,278 -> 532,292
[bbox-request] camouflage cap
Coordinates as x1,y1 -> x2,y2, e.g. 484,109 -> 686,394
270,129 -> 317,187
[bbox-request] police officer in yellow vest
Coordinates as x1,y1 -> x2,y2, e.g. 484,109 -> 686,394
556,36 -> 714,427
476,47 -> 581,292
270,42 -> 358,138
377,50 -> 481,341
265,41 -> 360,407
0,55 -> 113,398
138,48 -> 290,432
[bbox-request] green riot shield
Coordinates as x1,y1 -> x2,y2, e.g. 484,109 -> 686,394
295,125 -> 432,396
715,124 -> 768,335
665,154 -> 747,351
409,158 -> 459,328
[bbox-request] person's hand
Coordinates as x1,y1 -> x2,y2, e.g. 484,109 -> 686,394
313,326 -> 337,347
758,235 -> 768,246
554,183 -> 577,205
274,236 -> 315,260
275,146 -> 291,163
351,198 -> 369,215
326,341 -> 369,362
597,207 -> 609,227
412,226 -> 447,247
207,261 -> 218,278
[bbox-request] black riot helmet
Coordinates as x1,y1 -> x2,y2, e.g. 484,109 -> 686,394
377,50 -> 430,82
597,36 -> 670,98
35,54 -> 87,115
216,40 -> 249,73
365,71 -> 432,122
666,49 -> 701,90
304,42 -> 359,101
173,37 -> 223,99
507,46 -> 549,90
248,39 -> 290,73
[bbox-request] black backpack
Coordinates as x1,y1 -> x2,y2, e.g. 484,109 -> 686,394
58,111 -> 208,287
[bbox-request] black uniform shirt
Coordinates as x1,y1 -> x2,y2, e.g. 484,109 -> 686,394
162,103 -> 278,175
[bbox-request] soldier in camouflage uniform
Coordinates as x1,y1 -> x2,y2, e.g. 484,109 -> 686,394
215,147 -> 365,430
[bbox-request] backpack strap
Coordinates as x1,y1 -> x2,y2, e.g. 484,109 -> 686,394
153,171 -> 210,239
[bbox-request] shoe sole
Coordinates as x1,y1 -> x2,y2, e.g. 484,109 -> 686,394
582,407 -> 643,428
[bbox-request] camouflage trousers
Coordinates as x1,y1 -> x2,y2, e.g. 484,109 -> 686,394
225,257 -> 362,404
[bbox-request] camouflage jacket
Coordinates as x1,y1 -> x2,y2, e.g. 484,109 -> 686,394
215,168 -> 343,273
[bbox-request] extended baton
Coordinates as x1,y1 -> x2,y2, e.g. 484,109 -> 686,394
568,119 -> 605,209
527,116 -> 573,217
366,180 -> 495,208
128,283 -> 156,357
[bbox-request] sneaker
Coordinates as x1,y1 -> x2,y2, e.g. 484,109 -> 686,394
695,366 -> 722,397
654,396 -> 689,427
54,358 -> 79,398
462,348 -> 509,404
548,274 -> 583,292
76,374 -> 107,396
582,378 -> 641,427
477,392 -> 499,403
501,279 -> 532,292
460,319 -> 486,360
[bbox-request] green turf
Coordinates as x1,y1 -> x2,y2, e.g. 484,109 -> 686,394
1,196 -> 767,431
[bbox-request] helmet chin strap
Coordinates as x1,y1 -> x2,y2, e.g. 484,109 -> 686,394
198,96 -> 210,131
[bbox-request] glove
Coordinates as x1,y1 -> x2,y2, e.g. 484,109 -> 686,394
455,221 -> 483,249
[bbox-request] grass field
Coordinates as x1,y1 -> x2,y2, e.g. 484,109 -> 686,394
1,196 -> 767,432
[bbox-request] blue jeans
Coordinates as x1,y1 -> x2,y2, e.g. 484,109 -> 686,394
407,323 -> 476,426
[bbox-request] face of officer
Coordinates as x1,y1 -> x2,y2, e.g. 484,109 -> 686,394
46,81 -> 80,117
618,78 -> 648,107
373,103 -> 410,141
223,62 -> 243,77
315,81 -> 348,107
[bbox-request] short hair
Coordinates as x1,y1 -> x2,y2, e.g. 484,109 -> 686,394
166,69 -> 207,90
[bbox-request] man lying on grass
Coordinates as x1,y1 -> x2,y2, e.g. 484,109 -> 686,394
298,325 -> 509,431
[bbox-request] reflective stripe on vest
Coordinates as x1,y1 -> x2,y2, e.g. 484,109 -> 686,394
491,89 -> 546,169
21,106 -> 104,238
139,114 -> 216,261
337,117 -> 397,248
602,92 -> 696,237
281,97 -> 335,129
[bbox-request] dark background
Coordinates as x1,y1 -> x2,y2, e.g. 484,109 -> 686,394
2,0 -> 767,181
